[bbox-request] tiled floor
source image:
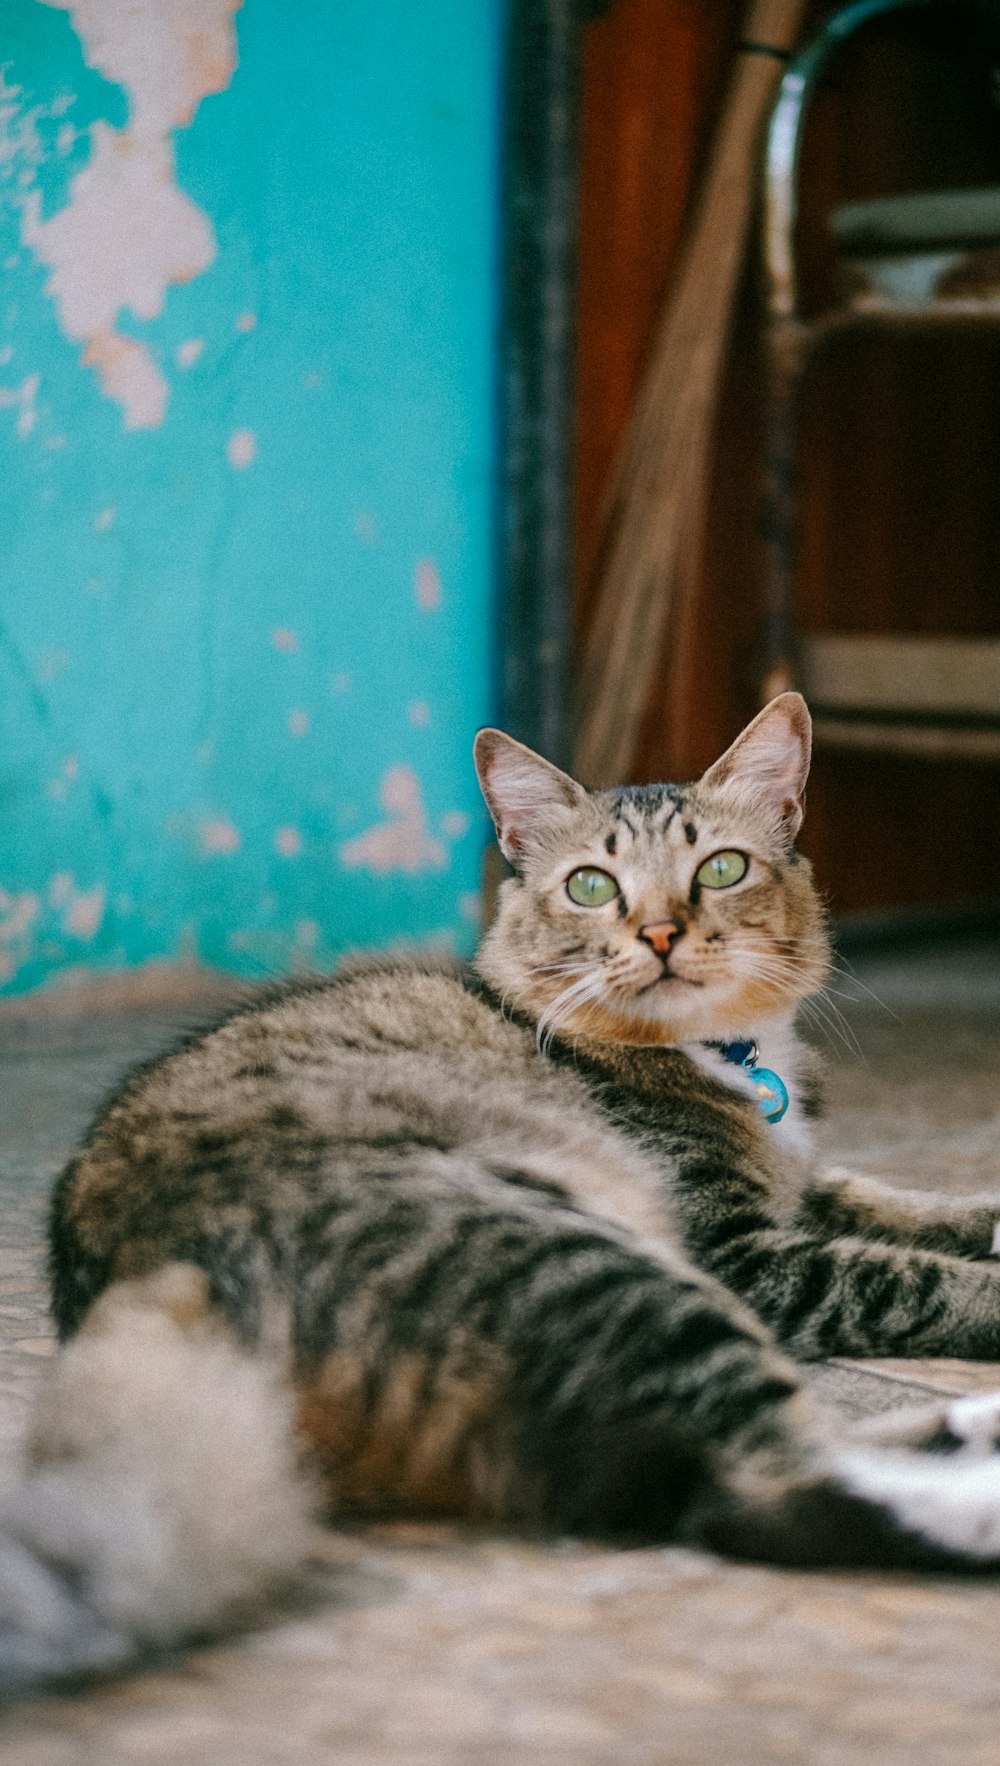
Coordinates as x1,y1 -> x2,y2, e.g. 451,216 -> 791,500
0,939 -> 999,1763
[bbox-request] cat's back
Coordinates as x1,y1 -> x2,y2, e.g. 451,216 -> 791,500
51,957 -> 675,1337
65,956 -> 553,1181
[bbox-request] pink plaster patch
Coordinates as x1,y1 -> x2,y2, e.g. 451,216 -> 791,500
415,558 -> 442,611
94,505 -> 116,532
0,889 -> 40,945
272,627 -> 299,653
227,427 -> 256,469
330,673 -> 351,694
287,709 -> 309,738
83,333 -> 167,429
176,338 -> 204,369
408,701 -> 431,728
275,826 -> 302,857
48,873 -> 74,909
441,810 -> 470,839
235,312 -> 257,332
199,816 -> 240,854
340,766 -> 446,875
64,883 -> 105,940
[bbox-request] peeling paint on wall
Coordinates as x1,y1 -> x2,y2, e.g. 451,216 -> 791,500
0,890 -> 40,945
415,558 -> 443,611
0,370 -> 40,435
0,0 -> 502,995
20,0 -> 241,427
226,425 -> 255,467
54,877 -> 106,939
198,816 -> 241,855
341,766 -> 448,875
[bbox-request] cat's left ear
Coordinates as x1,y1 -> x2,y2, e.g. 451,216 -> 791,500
474,730 -> 586,865
699,693 -> 812,842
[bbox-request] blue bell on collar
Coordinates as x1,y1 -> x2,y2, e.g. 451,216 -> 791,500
715,1039 -> 790,1125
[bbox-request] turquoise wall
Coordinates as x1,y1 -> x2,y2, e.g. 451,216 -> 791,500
0,0 -> 503,995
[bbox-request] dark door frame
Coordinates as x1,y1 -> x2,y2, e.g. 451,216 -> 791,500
498,0 -> 611,767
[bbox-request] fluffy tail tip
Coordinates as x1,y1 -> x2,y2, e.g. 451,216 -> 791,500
0,1265 -> 317,1699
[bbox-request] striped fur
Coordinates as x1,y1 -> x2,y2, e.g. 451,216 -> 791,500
7,693 -> 1000,1696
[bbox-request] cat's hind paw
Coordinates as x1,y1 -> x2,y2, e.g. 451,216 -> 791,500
941,1392 -> 1000,1456
855,1390 -> 1000,1457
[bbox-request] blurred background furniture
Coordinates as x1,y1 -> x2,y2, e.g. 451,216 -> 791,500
572,0 -> 1000,924
760,0 -> 1000,767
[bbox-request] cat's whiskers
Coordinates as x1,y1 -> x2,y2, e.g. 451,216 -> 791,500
535,970 -> 610,1054
729,947 -> 865,1058
820,959 -> 899,1022
527,959 -> 596,981
782,934 -> 896,1022
800,995 -> 867,1061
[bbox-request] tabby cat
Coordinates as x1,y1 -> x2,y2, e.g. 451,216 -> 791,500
5,690 -> 1000,1697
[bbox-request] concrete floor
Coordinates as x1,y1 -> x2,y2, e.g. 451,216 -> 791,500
0,937 -> 999,1763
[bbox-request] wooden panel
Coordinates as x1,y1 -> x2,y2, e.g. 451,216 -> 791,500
812,721 -> 1000,762
801,636 -> 1000,718
802,749 -> 1000,914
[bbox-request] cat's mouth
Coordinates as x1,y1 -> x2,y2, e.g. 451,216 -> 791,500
636,968 -> 703,994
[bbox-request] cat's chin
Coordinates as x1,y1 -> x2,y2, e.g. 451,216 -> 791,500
617,976 -> 804,1047
548,984 -> 749,1050
627,994 -> 741,1045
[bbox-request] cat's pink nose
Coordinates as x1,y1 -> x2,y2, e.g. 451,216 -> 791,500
639,921 -> 681,956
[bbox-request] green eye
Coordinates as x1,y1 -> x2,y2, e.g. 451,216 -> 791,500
696,850 -> 748,890
566,867 -> 620,907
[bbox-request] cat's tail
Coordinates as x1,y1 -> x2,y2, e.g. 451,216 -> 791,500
0,1264 -> 317,1699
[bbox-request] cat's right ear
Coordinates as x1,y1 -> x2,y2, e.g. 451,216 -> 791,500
474,730 -> 586,866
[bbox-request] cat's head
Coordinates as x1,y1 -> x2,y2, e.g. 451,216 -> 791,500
474,693 -> 829,1047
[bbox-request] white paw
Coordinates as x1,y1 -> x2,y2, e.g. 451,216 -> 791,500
945,1392 -> 1000,1455
839,1448 -> 1000,1560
